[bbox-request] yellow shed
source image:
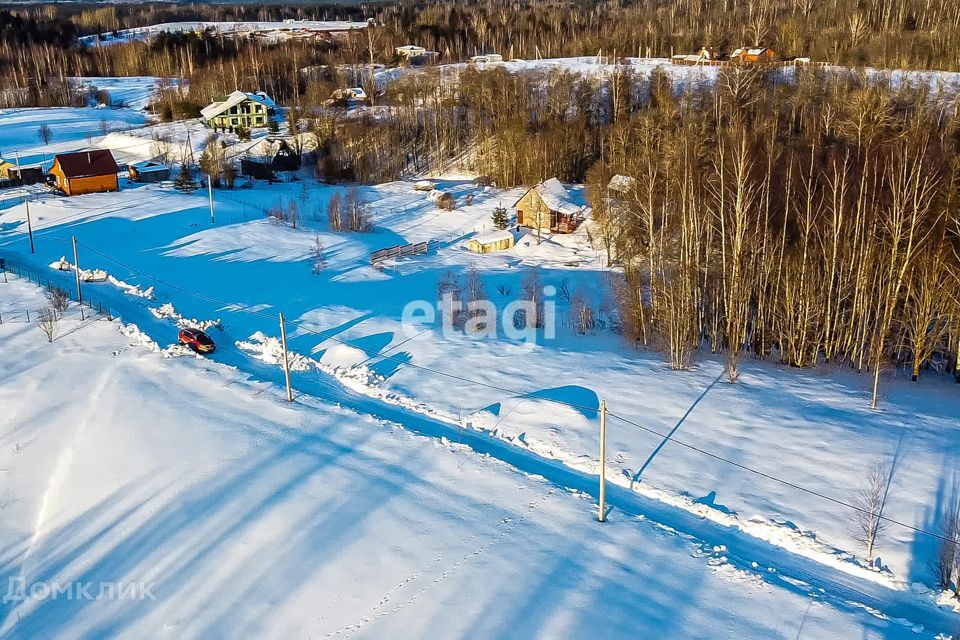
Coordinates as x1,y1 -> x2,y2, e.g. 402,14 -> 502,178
468,230 -> 515,253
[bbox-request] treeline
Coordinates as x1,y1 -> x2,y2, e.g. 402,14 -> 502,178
4,0 -> 960,108
581,67 -> 960,405
379,0 -> 960,69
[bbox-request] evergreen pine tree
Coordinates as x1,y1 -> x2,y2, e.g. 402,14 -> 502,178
174,163 -> 198,192
492,205 -> 509,230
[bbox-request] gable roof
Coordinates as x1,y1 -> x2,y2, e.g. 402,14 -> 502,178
200,90 -> 276,120
53,150 -> 119,178
511,178 -> 583,215
536,178 -> 582,214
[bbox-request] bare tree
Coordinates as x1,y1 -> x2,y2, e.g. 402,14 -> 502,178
37,307 -> 58,342
851,462 -> 894,563
437,270 -> 462,326
932,504 -> 960,593
340,187 -> 372,232
521,268 -> 545,329
570,289 -> 595,335
44,286 -> 69,314
37,123 -> 52,145
326,193 -> 342,232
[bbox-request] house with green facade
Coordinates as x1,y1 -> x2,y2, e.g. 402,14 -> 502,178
201,91 -> 276,132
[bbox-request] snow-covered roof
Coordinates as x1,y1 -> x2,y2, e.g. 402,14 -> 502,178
470,54 -> 504,63
201,91 -> 275,121
536,178 -> 582,215
608,174 -> 636,193
472,230 -> 514,245
733,47 -> 772,57
129,159 -> 168,172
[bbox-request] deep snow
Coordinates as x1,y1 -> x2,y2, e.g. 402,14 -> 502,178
0,274 -> 954,639
2,66 -> 960,638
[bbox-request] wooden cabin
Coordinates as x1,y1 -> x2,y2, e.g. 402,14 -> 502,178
513,178 -> 584,234
468,230 -> 514,253
50,150 -> 119,196
731,47 -> 776,63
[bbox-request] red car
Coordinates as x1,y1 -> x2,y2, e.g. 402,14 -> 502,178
178,327 -> 216,354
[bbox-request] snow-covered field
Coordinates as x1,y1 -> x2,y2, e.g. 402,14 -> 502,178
80,20 -> 369,48
1,68 -> 960,637
3,262 -> 958,639
0,107 -> 147,167
70,76 -> 175,111
388,56 -> 960,96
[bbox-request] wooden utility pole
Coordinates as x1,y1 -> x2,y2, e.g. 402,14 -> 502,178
207,174 -> 215,223
598,399 -> 607,522
71,235 -> 82,304
279,311 -> 293,402
24,197 -> 34,254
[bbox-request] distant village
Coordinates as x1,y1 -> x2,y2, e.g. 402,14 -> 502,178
0,38 -> 815,203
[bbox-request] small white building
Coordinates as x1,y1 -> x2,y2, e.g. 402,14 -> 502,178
469,53 -> 504,65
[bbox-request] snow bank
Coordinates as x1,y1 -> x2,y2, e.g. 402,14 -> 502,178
119,321 -> 200,358
49,257 -> 154,299
150,302 -> 221,331
236,331 -> 314,372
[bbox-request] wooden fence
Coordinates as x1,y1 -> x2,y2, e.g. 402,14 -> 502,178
370,240 -> 437,264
